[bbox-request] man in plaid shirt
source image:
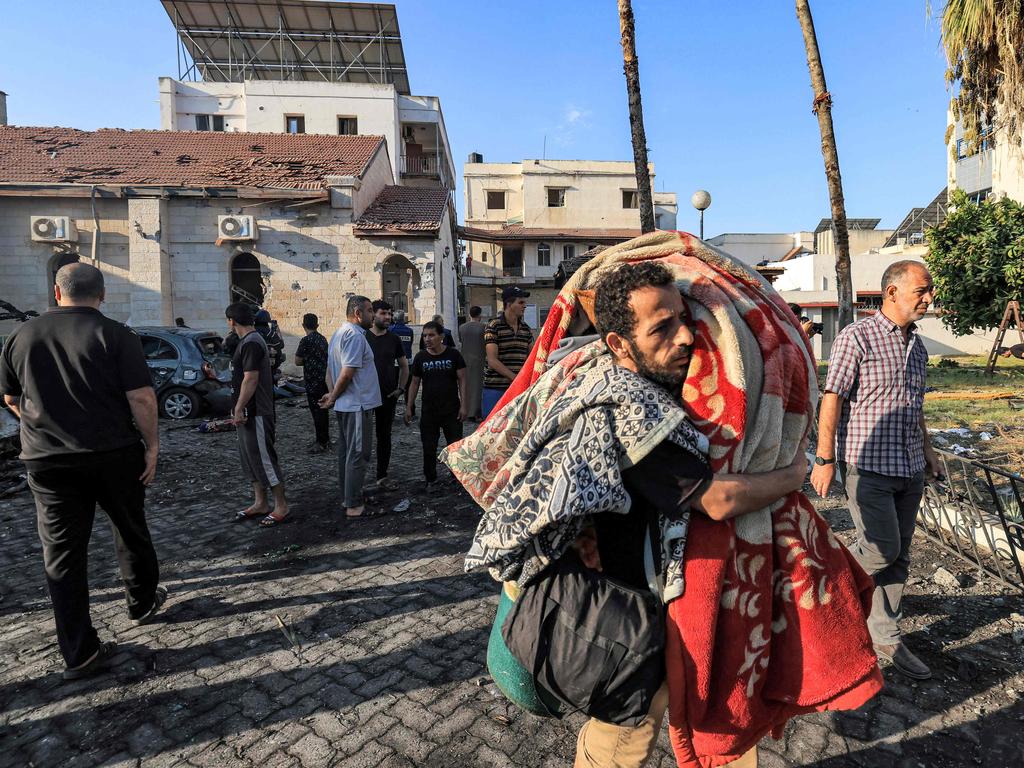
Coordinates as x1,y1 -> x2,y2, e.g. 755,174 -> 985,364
811,260 -> 940,680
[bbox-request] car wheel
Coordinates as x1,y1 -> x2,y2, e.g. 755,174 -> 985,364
159,388 -> 200,420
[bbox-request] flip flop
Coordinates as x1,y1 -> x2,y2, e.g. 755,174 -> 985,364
259,512 -> 290,527
234,509 -> 267,522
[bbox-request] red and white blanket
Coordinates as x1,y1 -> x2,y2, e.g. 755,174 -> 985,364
448,231 -> 882,766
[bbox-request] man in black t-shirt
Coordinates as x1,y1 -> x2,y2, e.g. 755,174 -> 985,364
405,320 -> 466,487
226,302 -> 289,527
295,313 -> 330,451
0,263 -> 166,680
365,300 -> 409,488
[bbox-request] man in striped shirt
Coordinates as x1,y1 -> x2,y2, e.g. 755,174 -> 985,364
481,286 -> 534,419
811,260 -> 940,680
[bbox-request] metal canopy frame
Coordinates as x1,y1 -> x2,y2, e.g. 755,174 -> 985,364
162,0 -> 410,93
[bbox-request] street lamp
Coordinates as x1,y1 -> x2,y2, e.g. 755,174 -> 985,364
691,190 -> 712,240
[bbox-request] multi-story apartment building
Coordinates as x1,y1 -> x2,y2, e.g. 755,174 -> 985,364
947,107 -> 1024,203
159,1 -> 455,191
460,156 -> 677,324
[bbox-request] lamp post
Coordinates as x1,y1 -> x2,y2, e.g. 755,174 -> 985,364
691,190 -> 712,240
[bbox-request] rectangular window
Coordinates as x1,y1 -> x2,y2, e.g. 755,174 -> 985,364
194,114 -> 223,131
285,115 -> 306,134
486,190 -> 506,210
537,244 -> 551,267
337,116 -> 358,135
622,190 -> 639,209
547,188 -> 566,208
563,244 -> 576,260
821,276 -> 829,291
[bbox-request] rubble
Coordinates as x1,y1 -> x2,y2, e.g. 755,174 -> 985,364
933,566 -> 969,589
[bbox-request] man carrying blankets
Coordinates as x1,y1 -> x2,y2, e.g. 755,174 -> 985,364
444,232 -> 883,768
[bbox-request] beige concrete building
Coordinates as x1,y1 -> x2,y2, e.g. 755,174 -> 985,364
0,127 -> 457,356
947,107 -> 1024,202
459,156 -> 677,324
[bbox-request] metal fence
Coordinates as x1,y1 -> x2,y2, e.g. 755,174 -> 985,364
919,450 -> 1024,592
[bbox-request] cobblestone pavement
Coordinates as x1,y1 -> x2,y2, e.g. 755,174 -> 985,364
2,404 -> 1023,767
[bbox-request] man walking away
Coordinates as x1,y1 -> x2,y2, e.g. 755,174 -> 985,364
320,296 -> 381,517
482,286 -> 534,419
366,300 -> 409,489
227,303 -> 290,527
458,305 -> 486,420
0,263 -> 166,680
405,321 -> 466,489
418,314 -> 456,350
294,313 -> 330,452
811,260 -> 939,680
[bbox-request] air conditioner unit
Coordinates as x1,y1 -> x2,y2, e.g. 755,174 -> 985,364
217,215 -> 258,241
30,216 -> 78,242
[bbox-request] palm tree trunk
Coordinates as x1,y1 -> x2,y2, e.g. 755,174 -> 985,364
795,0 -> 853,330
618,0 -> 655,233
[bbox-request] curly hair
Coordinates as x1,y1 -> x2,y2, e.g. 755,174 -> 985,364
594,261 -> 676,342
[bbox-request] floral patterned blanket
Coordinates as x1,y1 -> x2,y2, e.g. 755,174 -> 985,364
444,231 -> 882,767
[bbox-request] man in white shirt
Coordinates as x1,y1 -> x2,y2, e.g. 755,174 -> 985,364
319,295 -> 381,517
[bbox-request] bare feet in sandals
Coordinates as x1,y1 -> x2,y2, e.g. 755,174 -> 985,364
235,502 -> 269,521
260,509 -> 290,527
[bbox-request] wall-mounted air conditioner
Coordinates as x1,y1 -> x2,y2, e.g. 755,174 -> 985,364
30,216 -> 78,242
217,215 -> 258,241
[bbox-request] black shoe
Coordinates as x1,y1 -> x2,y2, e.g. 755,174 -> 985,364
132,586 -> 168,626
63,641 -> 117,681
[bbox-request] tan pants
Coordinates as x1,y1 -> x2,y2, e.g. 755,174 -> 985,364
574,683 -> 758,768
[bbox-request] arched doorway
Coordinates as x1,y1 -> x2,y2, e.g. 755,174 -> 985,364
230,253 -> 265,305
48,251 -> 81,306
381,254 -> 420,322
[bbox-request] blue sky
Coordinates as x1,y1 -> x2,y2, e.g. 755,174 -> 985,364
0,1 -> 950,236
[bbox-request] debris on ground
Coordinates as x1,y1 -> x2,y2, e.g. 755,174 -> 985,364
198,418 -> 236,433
933,566 -> 968,589
392,498 -> 411,513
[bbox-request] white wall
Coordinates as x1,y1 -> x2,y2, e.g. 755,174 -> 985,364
707,232 -> 809,266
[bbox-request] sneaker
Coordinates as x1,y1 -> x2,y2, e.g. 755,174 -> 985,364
874,641 -> 931,680
132,586 -> 168,626
63,640 -> 118,681
422,479 -> 438,493
377,477 -> 398,491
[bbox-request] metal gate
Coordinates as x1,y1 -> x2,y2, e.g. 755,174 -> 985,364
919,450 -> 1024,592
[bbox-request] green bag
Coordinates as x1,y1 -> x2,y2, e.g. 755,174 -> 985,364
486,582 -> 561,717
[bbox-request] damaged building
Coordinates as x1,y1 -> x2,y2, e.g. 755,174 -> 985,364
0,126 -> 457,348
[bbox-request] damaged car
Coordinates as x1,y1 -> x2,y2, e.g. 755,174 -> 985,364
136,327 -> 232,419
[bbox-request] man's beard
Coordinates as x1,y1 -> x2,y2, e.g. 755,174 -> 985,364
627,340 -> 687,396
374,319 -> 389,330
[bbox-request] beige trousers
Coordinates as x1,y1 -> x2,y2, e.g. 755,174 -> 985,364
574,683 -> 758,768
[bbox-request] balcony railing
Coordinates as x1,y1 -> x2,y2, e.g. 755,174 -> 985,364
400,154 -> 439,177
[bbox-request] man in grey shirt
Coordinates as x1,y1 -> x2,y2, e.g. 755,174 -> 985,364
320,296 -> 381,517
458,305 -> 486,420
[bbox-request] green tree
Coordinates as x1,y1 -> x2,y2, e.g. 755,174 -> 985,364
925,188 -> 1024,335
938,0 -> 1024,153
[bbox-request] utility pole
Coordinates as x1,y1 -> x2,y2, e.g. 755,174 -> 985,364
618,0 -> 655,233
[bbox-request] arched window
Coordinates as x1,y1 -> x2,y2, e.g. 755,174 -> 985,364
537,243 -> 551,267
230,253 -> 265,305
381,253 -> 421,323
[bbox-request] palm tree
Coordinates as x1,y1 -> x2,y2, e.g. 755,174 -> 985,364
617,0 -> 655,233
795,0 -> 853,330
938,0 -> 1024,154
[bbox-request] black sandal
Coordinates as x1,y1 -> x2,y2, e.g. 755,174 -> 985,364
259,512 -> 290,527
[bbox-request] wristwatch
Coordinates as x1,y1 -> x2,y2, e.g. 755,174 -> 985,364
814,456 -> 835,466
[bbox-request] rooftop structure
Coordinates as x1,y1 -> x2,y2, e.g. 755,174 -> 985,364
161,0 -> 410,92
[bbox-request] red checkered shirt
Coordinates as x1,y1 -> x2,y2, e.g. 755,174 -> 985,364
823,310 -> 927,477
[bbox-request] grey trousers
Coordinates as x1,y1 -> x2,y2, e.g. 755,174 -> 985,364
843,464 -> 925,645
336,410 -> 373,508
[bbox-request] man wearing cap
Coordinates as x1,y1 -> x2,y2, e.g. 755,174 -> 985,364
481,286 -> 534,419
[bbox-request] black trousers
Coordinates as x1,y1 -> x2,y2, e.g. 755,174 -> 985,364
419,410 -> 463,482
26,446 -> 159,668
374,395 -> 398,478
306,384 -> 330,447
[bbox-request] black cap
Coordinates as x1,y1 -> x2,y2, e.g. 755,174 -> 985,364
502,286 -> 531,301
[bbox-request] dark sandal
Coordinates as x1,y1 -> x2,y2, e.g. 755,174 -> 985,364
234,509 -> 268,522
259,513 -> 290,527
63,641 -> 117,681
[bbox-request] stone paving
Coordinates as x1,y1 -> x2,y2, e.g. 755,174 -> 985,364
2,403 -> 1023,767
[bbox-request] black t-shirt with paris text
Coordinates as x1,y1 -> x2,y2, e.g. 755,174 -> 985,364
411,347 -> 466,417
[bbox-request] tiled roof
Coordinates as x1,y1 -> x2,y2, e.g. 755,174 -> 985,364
0,126 -> 385,190
459,225 -> 641,243
353,185 -> 449,235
